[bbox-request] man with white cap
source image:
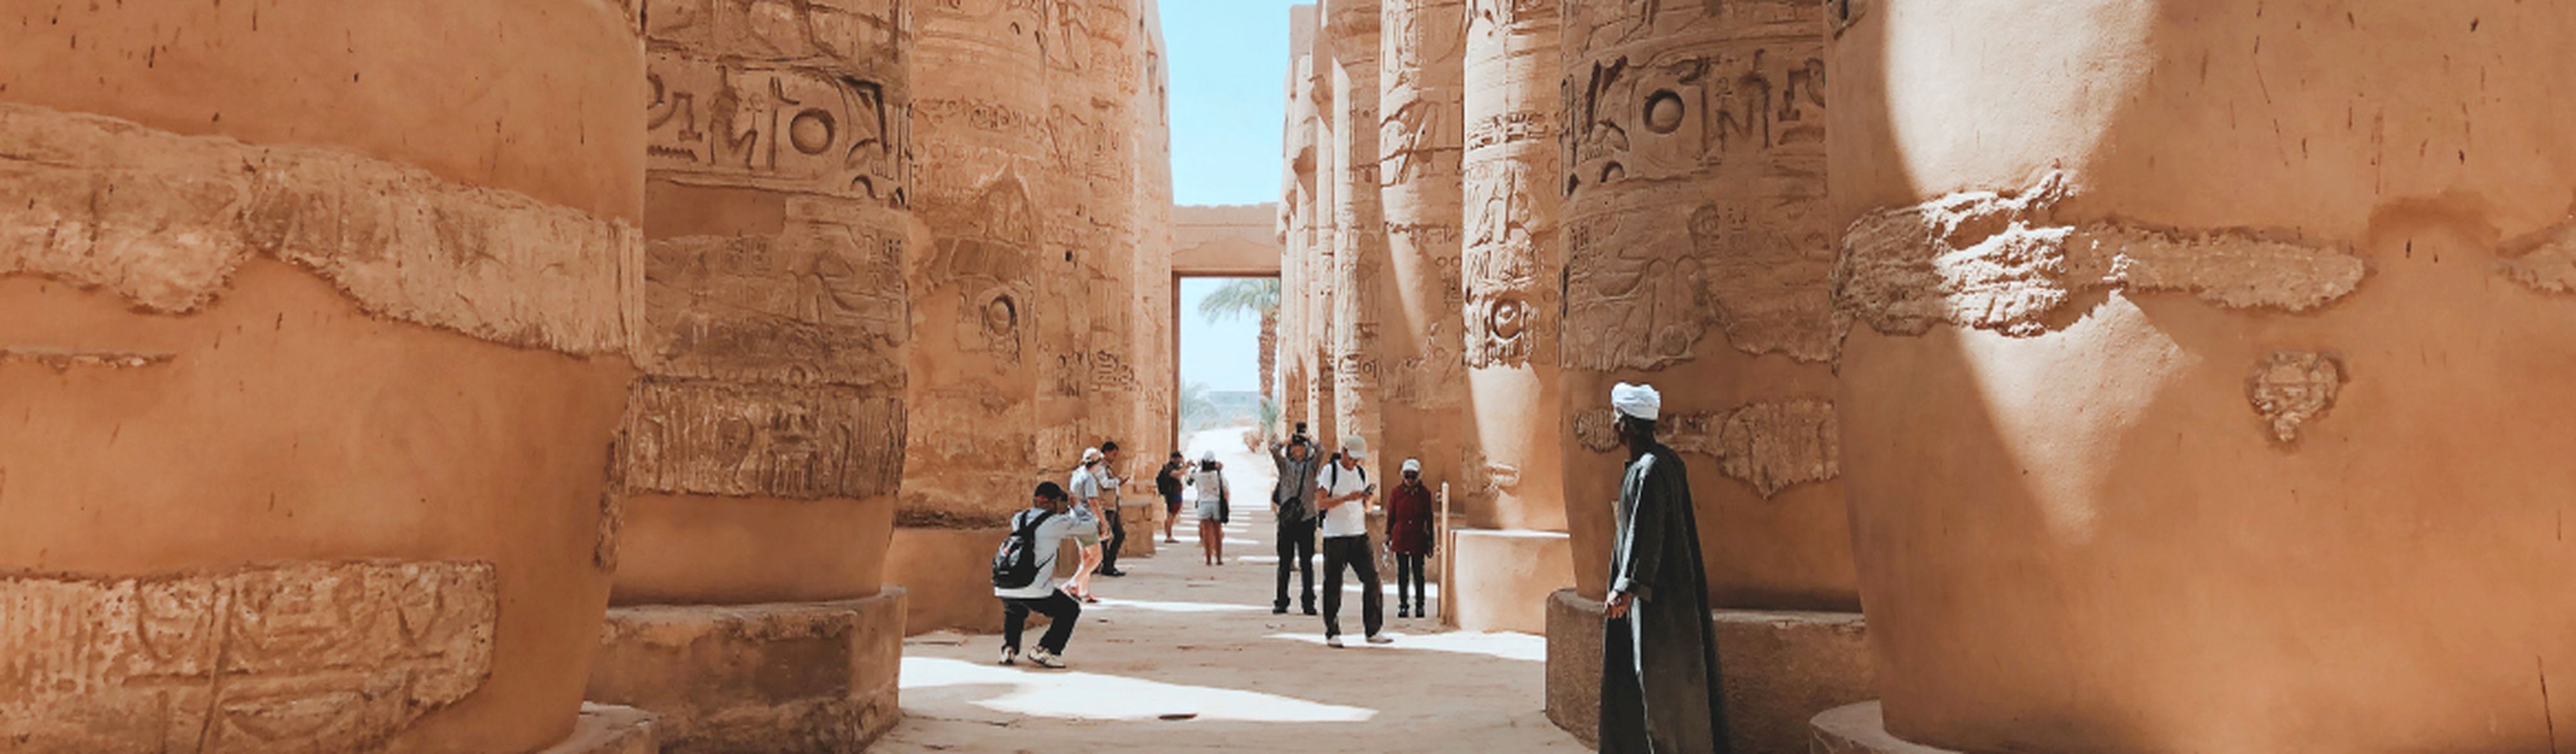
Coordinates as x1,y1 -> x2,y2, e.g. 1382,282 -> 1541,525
1314,435 -> 1388,647
1598,383 -> 1728,752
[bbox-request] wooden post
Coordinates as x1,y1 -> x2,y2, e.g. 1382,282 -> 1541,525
1438,481 -> 1453,626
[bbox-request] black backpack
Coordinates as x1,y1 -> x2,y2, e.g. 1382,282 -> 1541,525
991,510 -> 1056,589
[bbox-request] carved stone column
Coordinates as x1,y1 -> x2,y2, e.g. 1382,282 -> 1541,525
1448,0 -> 1573,634
1381,0 -> 1470,504
1326,0 -> 1387,473
886,0 -> 1049,635
0,1 -> 647,751
1281,4 -> 1327,441
1132,0 -> 1178,455
1822,1 -> 2576,751
590,0 -> 912,748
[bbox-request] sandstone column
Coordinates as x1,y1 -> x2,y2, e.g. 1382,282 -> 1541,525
1280,4 -> 1327,440
1133,0 -> 1179,454
1446,0 -> 1575,635
0,2 -> 647,751
587,1 -> 912,748
886,0 -> 1050,634
1546,2 -> 1873,751
1380,0 -> 1470,502
1326,0 -> 1389,474
1307,6 -> 1346,450
1817,1 -> 2576,751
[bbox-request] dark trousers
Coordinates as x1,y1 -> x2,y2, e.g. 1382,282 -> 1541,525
1001,591 -> 1082,653
1100,507 -> 1126,571
1395,552 -> 1428,609
1321,534 -> 1383,638
1274,517 -> 1316,609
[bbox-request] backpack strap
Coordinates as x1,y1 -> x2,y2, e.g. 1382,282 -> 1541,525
1013,510 -> 1055,538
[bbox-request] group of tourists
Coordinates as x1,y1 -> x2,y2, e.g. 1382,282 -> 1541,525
985,381 -> 1721,753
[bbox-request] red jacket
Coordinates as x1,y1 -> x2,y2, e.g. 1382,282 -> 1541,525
1385,480 -> 1435,555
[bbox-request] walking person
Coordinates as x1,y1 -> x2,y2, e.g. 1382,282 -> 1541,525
1316,437 -> 1388,648
1190,451 -> 1230,565
1096,441 -> 1130,578
1386,458 -> 1435,618
1066,448 -> 1109,602
1598,383 -> 1729,753
994,481 -> 1083,669
1159,451 -> 1189,544
1269,434 -> 1323,615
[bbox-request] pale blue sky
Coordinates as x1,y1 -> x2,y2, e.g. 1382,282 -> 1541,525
1167,2 -> 1301,394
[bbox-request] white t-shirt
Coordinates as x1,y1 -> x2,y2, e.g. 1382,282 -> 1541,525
994,508 -> 1079,599
1318,461 -> 1372,538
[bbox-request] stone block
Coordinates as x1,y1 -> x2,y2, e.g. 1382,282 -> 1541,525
1808,702 -> 1957,754
586,590 -> 906,753
536,704 -> 661,754
886,527 -> 1008,635
1545,589 -> 1876,754
1451,528 -> 1573,633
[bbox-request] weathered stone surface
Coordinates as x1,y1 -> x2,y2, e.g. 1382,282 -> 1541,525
1836,173 -> 2367,337
586,591 -> 907,754
1381,0 -> 1473,513
622,380 -> 906,500
2247,351 -> 2344,445
645,0 -> 911,207
0,349 -> 174,371
1574,399 -> 1840,498
0,102 -> 641,356
0,561 -> 496,753
2496,219 -> 2576,295
1547,589 -> 1876,754
1328,0 -> 1388,467
1808,702 -> 1959,754
637,204 -> 908,386
1449,529 -> 1572,633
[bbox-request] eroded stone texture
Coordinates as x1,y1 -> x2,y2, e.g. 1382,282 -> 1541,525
0,349 -> 174,371
637,202 -> 908,386
1574,399 -> 1839,498
0,561 -> 496,753
587,591 -> 906,753
1836,173 -> 2367,337
1130,2 -> 1179,461
2496,219 -> 2576,295
2246,351 -> 2344,445
0,102 -> 641,355
1326,0 -> 1388,468
645,0 -> 911,207
1461,0 -> 1568,532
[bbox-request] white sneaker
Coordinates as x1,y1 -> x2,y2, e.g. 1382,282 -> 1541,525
1326,636 -> 1345,648
1027,647 -> 1067,669
1366,633 -> 1392,645
999,647 -> 1019,665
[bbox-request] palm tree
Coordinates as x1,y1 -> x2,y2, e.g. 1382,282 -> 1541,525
1179,381 -> 1218,430
1197,278 -> 1281,410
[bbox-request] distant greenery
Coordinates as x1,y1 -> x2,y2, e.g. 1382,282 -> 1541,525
1179,381 -> 1216,430
1196,278 -> 1279,324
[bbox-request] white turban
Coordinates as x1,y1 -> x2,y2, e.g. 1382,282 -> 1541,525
1081,447 -> 1104,464
1611,383 -> 1662,421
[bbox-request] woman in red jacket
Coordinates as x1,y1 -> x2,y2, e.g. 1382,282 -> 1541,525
1385,459 -> 1436,618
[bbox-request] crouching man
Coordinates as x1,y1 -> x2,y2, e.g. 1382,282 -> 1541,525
996,481 -> 1084,669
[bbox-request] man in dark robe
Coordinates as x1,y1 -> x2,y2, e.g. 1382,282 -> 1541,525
1600,382 -> 1729,753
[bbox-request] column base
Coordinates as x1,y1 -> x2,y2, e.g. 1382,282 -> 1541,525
585,590 -> 906,753
533,704 -> 659,754
1810,702 -> 1960,754
888,527 -> 1008,634
1450,528 -> 1573,633
1117,500 -> 1158,559
1545,589 -> 1877,753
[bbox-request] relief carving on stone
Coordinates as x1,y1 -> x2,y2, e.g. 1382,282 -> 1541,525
645,0 -> 911,206
2247,351 -> 2344,445
1463,159 -> 1554,368
1572,398 -> 1839,497
638,201 -> 909,386
1561,208 -> 1711,372
623,380 -> 908,500
0,561 -> 497,753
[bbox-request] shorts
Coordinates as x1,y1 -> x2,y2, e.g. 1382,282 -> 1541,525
1075,532 -> 1101,548
1164,493 -> 1182,516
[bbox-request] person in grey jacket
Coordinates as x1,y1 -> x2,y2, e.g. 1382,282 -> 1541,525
1269,434 -> 1324,615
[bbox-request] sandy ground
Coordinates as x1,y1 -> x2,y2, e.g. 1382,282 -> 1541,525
874,429 -> 1587,753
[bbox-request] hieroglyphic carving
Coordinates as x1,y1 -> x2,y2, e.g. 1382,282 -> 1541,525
623,380 -> 906,500
1463,158 -> 1553,366
1561,208 -> 1710,372
0,102 -> 639,356
638,200 -> 908,386
1836,173 -> 2368,337
0,561 -> 496,753
1560,1 -> 1836,365
1572,398 -> 1839,497
645,0 -> 911,205
2247,351 -> 2344,444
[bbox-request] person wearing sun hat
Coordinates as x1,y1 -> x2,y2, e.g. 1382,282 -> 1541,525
1314,435 -> 1387,647
1384,457 -> 1436,618
1189,451 -> 1230,565
1597,383 -> 1727,752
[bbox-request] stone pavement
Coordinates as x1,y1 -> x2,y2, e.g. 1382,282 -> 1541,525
874,429 -> 1587,753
